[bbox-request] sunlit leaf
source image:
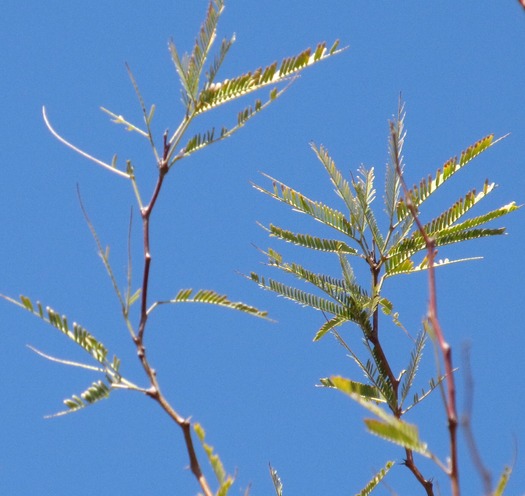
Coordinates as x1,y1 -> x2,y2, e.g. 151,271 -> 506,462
195,41 -> 344,115
263,223 -> 358,255
47,380 -> 111,418
149,288 -> 269,319
396,134 -> 497,223
194,422 -> 234,495
356,460 -> 394,496
330,375 -> 430,455
5,295 -> 113,366
253,174 -> 355,238
493,466 -> 512,496
269,464 -> 283,496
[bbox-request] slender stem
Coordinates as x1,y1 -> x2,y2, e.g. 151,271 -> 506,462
369,265 -> 399,400
136,343 -> 213,496
137,132 -> 169,342
132,131 -> 213,496
369,263 -> 434,493
404,449 -> 434,495
390,121 -> 460,496
461,346 -> 492,494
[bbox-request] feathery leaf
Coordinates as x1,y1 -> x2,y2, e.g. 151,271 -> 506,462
403,375 -> 445,415
256,251 -> 372,335
385,100 -> 405,223
149,288 -> 269,319
400,331 -> 426,406
355,461 -> 395,496
195,41 -> 344,115
169,0 -> 225,108
422,182 -> 496,235
493,466 -> 512,496
270,464 -> 284,496
178,86 -> 288,162
194,422 -> 234,495
206,33 -> 236,85
313,315 -> 347,341
396,134 -> 496,223
264,248 -> 367,302
331,376 -> 429,454
6,295 -> 114,366
311,143 -> 356,215
355,166 -> 385,251
321,376 -> 385,402
250,273 -> 372,335
254,174 -> 355,238
263,223 -> 358,254
47,380 -> 111,418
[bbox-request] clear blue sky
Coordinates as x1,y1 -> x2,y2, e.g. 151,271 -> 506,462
1,1 -> 524,494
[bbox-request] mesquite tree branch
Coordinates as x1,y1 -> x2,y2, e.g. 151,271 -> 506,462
461,346 -> 492,494
132,131 -> 213,496
390,120 -> 460,496
367,249 -> 434,493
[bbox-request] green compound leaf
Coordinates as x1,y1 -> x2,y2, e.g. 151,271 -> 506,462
149,289 -> 269,319
194,423 -> 234,496
48,380 -> 111,418
313,315 -> 347,341
355,460 -> 395,496
385,100 -> 405,225
253,174 -> 356,238
269,464 -> 283,496
311,143 -> 357,215
177,86 -> 290,163
330,376 -> 430,456
263,248 -> 368,307
4,294 -> 117,368
194,40 -> 344,115
169,0 -> 226,107
263,223 -> 358,255
353,166 -> 385,252
396,134 -> 497,223
384,196 -> 517,278
320,377 -> 385,403
249,273 -> 372,336
494,466 -> 512,496
400,331 -> 426,406
422,181 -> 496,235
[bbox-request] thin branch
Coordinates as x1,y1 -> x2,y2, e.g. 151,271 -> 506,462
461,344 -> 492,494
369,267 -> 399,401
42,106 -> 131,179
390,116 -> 460,496
404,449 -> 434,496
130,128 -> 213,496
125,207 -> 134,314
137,131 -> 169,342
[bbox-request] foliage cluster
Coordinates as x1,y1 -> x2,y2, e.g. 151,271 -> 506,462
2,1 -> 518,495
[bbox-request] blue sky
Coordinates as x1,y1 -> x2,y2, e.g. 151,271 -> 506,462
1,1 -> 524,495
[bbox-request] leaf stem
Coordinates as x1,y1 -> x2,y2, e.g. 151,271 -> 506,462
42,107 -> 131,179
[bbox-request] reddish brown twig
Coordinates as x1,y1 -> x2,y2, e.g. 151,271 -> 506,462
133,132 -> 213,496
390,120 -> 460,496
461,345 -> 492,494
